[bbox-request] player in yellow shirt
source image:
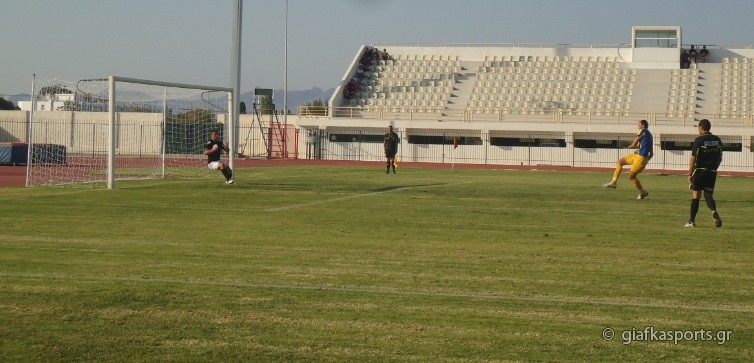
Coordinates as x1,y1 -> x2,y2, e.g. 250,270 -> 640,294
602,120 -> 653,199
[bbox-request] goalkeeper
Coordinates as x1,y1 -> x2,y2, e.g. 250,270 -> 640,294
204,129 -> 234,184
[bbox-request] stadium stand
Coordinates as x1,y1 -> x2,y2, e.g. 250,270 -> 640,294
293,27 -> 754,171
4,26 -> 751,172
327,39 -> 754,123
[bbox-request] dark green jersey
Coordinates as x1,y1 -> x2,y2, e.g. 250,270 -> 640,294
691,133 -> 722,171
384,131 -> 399,152
204,139 -> 224,163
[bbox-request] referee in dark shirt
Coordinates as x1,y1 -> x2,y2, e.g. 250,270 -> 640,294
383,125 -> 399,174
686,119 -> 723,227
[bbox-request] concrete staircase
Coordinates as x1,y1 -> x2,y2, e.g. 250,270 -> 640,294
694,63 -> 720,117
440,61 -> 480,119
628,69 -> 670,114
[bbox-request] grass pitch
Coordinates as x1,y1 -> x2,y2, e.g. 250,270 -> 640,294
0,166 -> 752,361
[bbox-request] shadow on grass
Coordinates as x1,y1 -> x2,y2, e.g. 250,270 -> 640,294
370,183 -> 446,193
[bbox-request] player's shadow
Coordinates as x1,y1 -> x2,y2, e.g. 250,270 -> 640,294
370,183 -> 444,193
250,182 -> 313,191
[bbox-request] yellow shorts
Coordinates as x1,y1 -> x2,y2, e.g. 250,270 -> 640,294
624,153 -> 649,174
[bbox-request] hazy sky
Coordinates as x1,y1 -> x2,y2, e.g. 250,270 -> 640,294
2,0 -> 754,96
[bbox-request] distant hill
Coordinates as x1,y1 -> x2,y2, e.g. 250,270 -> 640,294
239,87 -> 335,114
1,94 -> 30,106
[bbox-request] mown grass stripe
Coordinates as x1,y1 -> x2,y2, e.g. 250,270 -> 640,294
2,272 -> 751,314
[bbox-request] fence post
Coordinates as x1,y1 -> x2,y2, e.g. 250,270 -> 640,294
662,141 -> 666,172
92,123 -> 96,158
528,133 -> 532,166
484,130 -> 489,164
442,131 -> 446,164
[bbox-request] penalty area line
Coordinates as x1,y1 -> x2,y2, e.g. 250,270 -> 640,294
2,272 -> 752,314
265,181 -> 476,212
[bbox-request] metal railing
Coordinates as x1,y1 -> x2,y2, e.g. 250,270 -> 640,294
371,42 -> 754,50
301,127 -> 754,172
297,106 -> 754,127
371,42 -> 625,49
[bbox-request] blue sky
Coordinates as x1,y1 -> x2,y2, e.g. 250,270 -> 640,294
2,0 -> 754,96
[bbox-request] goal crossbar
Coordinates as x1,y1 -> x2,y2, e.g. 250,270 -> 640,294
78,76 -> 233,93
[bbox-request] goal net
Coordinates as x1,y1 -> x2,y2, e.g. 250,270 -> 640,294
26,76 -> 233,188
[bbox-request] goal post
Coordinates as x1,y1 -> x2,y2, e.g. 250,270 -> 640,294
106,76 -> 235,189
26,75 -> 234,188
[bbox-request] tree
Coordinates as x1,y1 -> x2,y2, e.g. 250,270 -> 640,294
39,85 -> 72,96
122,104 -> 160,113
166,108 -> 215,124
300,98 -> 327,116
259,96 -> 274,115
58,100 -> 79,111
0,97 -> 20,110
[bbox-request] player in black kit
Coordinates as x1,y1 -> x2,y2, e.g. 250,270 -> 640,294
383,125 -> 399,174
685,119 -> 723,227
204,129 -> 234,184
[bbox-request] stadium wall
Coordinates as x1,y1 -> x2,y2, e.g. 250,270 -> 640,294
0,110 -> 28,142
295,118 -> 754,172
0,110 -> 267,158
5,110 -> 751,171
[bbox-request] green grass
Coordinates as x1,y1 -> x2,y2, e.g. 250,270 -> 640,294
1,166 -> 752,361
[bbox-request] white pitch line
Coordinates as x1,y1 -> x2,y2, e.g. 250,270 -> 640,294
0,174 -> 304,203
2,272 -> 752,314
265,181 -> 476,212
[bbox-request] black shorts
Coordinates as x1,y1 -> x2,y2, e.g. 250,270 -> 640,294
385,149 -> 397,158
691,169 -> 717,192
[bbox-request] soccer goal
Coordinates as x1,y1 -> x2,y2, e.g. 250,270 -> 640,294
26,76 -> 234,188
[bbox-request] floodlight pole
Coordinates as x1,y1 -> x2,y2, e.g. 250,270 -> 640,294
284,0 -> 288,124
230,0 -> 243,169
162,88 -> 167,179
108,76 -> 116,189
25,74 -> 36,187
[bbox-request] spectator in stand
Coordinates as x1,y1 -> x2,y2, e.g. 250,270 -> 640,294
699,46 -> 710,63
382,48 -> 390,61
359,48 -> 378,71
689,46 -> 699,64
343,78 -> 360,99
680,49 -> 690,69
363,47 -> 376,64
364,47 -> 380,66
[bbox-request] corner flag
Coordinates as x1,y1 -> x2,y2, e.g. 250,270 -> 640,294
453,137 -> 459,149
